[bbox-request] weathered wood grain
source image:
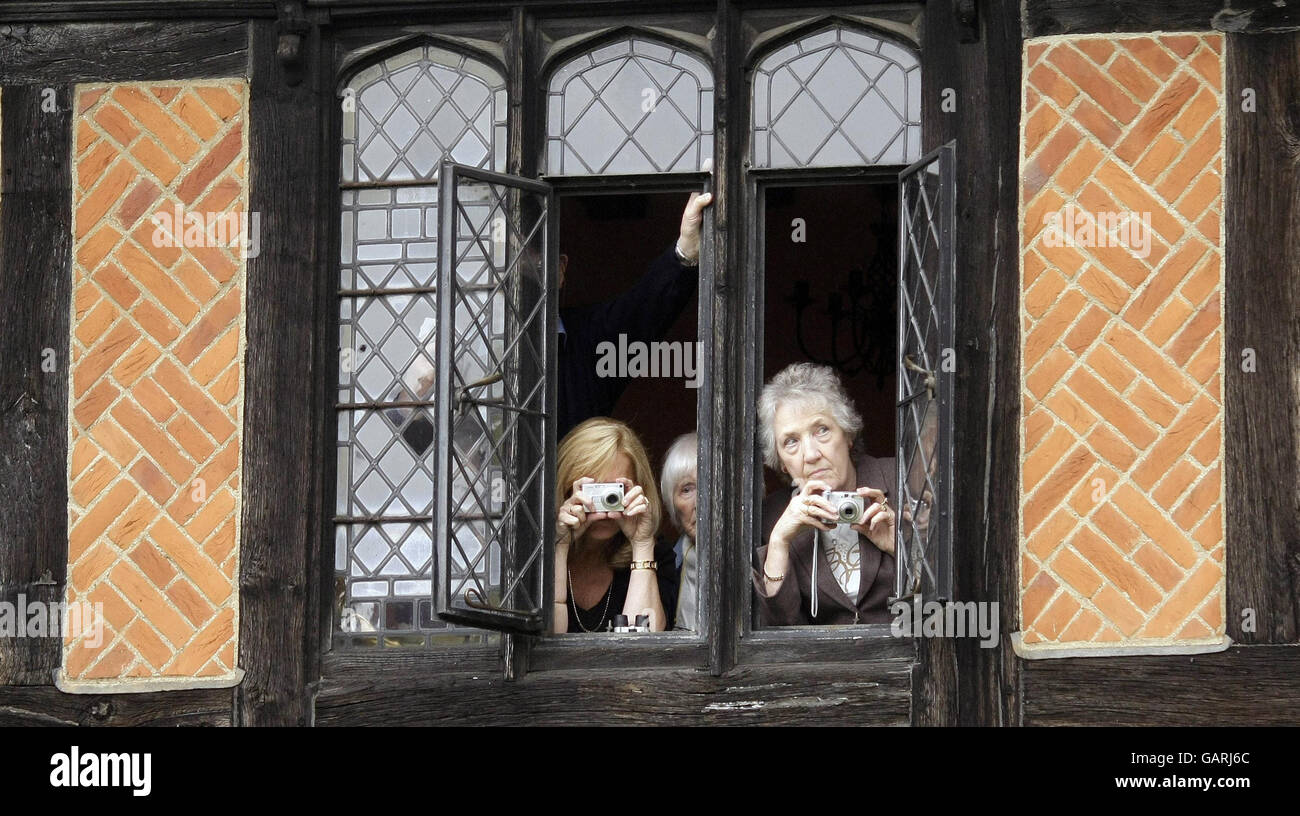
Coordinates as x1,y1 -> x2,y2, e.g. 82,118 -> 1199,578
1215,1 -> 1300,33
316,659 -> 912,726
1224,31 -> 1300,644
1024,645 -> 1300,725
1023,0 -> 1222,37
0,84 -> 72,686
0,21 -> 249,82
0,686 -> 232,726
915,0 -> 1025,726
234,18 -> 324,727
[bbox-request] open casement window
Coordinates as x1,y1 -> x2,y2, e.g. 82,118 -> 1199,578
334,42 -> 509,649
745,19 -> 927,640
433,163 -> 557,635
894,141 -> 955,602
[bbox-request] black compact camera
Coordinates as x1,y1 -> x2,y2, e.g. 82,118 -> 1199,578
612,614 -> 650,633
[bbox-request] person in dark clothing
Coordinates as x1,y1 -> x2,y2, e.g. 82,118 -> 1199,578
557,192 -> 712,437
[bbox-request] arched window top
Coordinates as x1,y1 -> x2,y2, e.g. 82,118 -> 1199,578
752,25 -> 921,169
546,36 -> 714,175
342,43 -> 507,183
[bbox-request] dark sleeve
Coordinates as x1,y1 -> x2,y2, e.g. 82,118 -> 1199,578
751,491 -> 809,626
654,537 -> 680,632
587,245 -> 697,348
752,542 -> 808,627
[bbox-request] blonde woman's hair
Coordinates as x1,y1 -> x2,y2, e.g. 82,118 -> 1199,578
556,418 -> 662,567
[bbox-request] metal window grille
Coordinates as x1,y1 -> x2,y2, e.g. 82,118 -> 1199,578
434,163 -> 555,635
895,142 -> 955,602
752,26 -> 921,169
546,37 -> 714,175
335,45 -> 508,648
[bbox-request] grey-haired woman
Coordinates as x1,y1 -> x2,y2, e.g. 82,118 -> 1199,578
754,363 -> 897,625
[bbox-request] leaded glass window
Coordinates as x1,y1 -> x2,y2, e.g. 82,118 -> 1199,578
896,143 -> 955,602
546,37 -> 714,175
752,26 -> 921,168
343,45 -> 507,182
335,44 -> 507,648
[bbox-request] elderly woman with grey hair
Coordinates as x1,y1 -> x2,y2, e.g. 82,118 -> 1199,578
659,432 -> 699,630
755,363 -> 897,626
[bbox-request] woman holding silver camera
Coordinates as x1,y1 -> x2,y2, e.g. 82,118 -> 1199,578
553,418 -> 678,633
755,363 -> 898,626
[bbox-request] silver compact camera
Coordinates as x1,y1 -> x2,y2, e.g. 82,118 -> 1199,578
825,491 -> 865,525
580,481 -> 625,512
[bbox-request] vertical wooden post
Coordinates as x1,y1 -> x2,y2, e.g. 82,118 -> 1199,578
918,0 -> 1025,725
1224,31 -> 1300,644
0,83 -> 73,685
235,17 -> 324,726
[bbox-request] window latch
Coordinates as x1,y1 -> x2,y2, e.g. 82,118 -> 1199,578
901,354 -> 936,402
455,371 -> 503,416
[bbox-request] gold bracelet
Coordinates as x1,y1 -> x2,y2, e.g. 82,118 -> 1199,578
763,569 -> 785,582
630,560 -> 657,571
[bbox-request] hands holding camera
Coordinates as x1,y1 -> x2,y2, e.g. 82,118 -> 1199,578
767,480 -> 896,563
557,477 -> 656,556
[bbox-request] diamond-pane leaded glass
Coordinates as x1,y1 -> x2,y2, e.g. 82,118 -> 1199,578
753,26 -> 920,168
435,165 -> 554,635
895,143 -> 955,602
335,44 -> 508,649
546,38 -> 714,175
343,45 -> 506,183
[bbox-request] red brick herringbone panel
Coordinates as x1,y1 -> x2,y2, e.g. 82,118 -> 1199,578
66,81 -> 248,681
1018,35 -> 1225,647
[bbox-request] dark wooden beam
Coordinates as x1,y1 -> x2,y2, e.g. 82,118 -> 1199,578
234,18 -> 325,727
916,0 -> 1025,726
0,686 -> 232,726
0,22 -> 250,83
708,0 -> 743,676
1023,0 -> 1223,37
0,84 -> 72,686
315,659 -> 912,725
1024,644 -> 1300,725
1224,31 -> 1300,644
1215,0 -> 1300,34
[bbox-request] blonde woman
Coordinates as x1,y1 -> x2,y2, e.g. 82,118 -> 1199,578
553,418 -> 678,633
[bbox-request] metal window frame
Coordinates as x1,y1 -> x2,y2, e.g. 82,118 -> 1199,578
433,161 -> 557,636
895,141 -> 955,603
332,36 -> 516,650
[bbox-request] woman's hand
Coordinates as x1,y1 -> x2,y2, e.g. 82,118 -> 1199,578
768,479 -> 838,553
760,480 -> 835,596
557,477 -> 605,551
609,479 -> 655,554
850,487 -> 896,555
